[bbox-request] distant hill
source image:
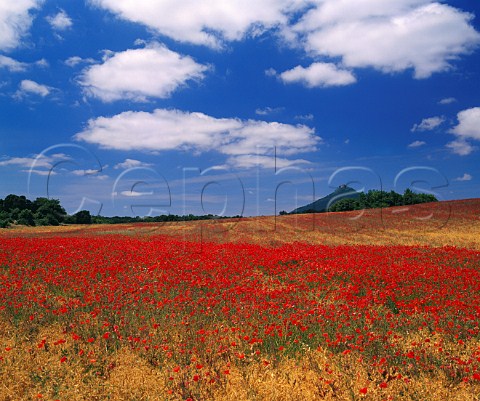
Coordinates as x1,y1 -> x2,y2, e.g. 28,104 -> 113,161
290,185 -> 360,214
290,186 -> 439,215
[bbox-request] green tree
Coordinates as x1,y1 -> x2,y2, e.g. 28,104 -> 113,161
33,198 -> 66,225
10,208 -> 21,221
74,210 -> 92,224
17,209 -> 35,226
329,198 -> 359,212
0,210 -> 12,228
3,194 -> 32,212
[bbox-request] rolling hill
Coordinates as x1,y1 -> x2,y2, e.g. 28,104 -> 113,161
290,184 -> 360,214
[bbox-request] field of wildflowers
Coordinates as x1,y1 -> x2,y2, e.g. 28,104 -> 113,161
1,200 -> 480,400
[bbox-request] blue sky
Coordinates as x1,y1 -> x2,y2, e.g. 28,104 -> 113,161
1,0 -> 480,217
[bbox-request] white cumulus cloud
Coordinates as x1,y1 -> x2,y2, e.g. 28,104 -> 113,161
89,0 -> 308,48
446,139 -> 475,156
74,108 -> 319,167
0,55 -> 28,72
89,1 -> 479,82
79,43 -> 209,102
291,1 -> 480,79
46,10 -> 73,31
65,56 -> 95,67
445,107 -> 480,155
450,107 -> 480,141
0,0 -> 41,51
114,159 -> 153,170
411,116 -> 445,132
0,154 -> 69,175
454,173 -> 472,182
439,97 -> 457,105
278,62 -> 356,88
0,55 -> 49,73
16,80 -> 53,98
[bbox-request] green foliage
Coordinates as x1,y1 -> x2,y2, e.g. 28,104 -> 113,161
328,189 -> 438,213
74,210 -> 92,224
0,210 -> 12,228
2,194 -> 32,212
91,213 -> 240,224
328,198 -> 359,212
17,209 -> 35,226
33,198 -> 66,226
0,194 -> 242,228
0,195 -> 66,227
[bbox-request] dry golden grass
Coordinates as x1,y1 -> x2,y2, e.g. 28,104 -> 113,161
1,317 -> 479,400
3,199 -> 479,249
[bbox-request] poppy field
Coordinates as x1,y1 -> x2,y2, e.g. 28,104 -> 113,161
1,201 -> 480,400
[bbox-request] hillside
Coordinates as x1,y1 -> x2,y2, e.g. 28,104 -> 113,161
290,185 -> 360,214
291,186 -> 438,214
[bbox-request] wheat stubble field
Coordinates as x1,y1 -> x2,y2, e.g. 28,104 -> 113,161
1,199 -> 480,400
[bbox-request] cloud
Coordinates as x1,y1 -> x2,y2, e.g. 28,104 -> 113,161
15,79 -> 52,98
114,159 -> 153,170
25,169 -> 57,176
79,43 -> 209,102
294,114 -> 314,121
411,116 -> 445,132
120,190 -> 154,197
446,139 -> 475,156
46,10 -> 73,31
74,108 -> 319,166
35,59 -> 49,68
0,56 -> 49,74
264,68 -> 277,77
87,1 -> 479,81
0,156 -> 44,168
89,0 -> 308,48
88,1 -> 479,81
226,155 -> 311,169
439,97 -> 457,105
278,62 -> 356,88
454,173 -> 472,182
65,56 -> 95,67
291,1 -> 480,79
408,140 -> 426,148
0,55 -> 28,72
449,107 -> 480,141
0,154 -> 109,181
70,169 -> 109,181
445,107 -> 480,156
0,0 -> 41,51
71,169 -> 103,176
0,154 -> 69,173
255,106 -> 284,116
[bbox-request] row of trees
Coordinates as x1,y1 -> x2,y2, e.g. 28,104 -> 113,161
91,214 -> 241,225
0,194 -> 241,228
328,189 -> 437,212
0,195 -> 92,228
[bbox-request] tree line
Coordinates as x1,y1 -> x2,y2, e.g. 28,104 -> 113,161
327,189 -> 437,213
0,195 -> 68,228
0,194 -> 241,228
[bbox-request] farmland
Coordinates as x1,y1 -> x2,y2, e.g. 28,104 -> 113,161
1,200 -> 480,400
